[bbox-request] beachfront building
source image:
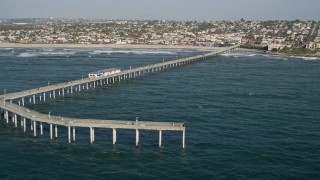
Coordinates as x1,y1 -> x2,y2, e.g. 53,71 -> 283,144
0,19 -> 319,50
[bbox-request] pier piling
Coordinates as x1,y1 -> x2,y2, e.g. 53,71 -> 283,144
55,125 -> 58,138
136,129 -> 139,147
159,130 -> 162,148
182,130 -> 186,149
23,118 -> 26,132
113,128 -> 116,145
90,127 -> 95,144
40,122 -> 43,136
50,124 -> 53,140
68,126 -> 71,143
33,121 -> 36,137
73,127 -> 76,142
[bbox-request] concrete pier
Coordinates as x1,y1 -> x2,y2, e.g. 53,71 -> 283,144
0,45 -> 238,148
1,45 -> 238,102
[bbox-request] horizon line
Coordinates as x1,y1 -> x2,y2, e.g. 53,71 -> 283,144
1,17 -> 320,22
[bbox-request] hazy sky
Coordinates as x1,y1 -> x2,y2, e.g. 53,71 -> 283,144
0,0 -> 319,21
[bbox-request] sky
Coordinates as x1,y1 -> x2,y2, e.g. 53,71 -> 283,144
0,0 -> 319,21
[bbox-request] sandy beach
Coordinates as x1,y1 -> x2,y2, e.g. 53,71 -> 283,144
0,42 -> 222,50
1,42 -> 319,58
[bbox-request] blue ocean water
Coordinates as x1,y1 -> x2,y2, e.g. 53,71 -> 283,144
0,48 -> 320,179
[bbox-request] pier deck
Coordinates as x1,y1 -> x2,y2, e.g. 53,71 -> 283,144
0,101 -> 184,131
0,45 -> 238,101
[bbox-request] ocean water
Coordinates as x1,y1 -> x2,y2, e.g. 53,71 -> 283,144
0,48 -> 320,179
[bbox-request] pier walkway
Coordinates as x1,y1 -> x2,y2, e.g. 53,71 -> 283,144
0,44 -> 239,148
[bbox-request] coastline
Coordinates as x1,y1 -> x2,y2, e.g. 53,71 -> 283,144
235,48 -> 320,58
0,42 -> 220,50
1,42 -> 319,58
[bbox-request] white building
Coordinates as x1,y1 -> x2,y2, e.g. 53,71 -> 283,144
88,68 -> 121,78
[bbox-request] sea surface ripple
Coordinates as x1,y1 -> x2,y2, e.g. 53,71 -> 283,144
0,48 -> 320,179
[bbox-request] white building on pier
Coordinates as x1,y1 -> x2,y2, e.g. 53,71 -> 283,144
88,68 -> 121,78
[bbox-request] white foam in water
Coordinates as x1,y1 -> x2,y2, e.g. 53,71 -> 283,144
0,48 -> 14,50
134,50 -> 175,55
26,49 -> 37,52
299,57 -> 319,61
89,50 -> 112,55
224,53 -> 293,61
17,48 -> 177,57
89,49 -> 176,55
260,54 -> 290,61
18,52 -> 38,57
268,56 -> 288,61
42,48 -> 55,52
221,53 -> 233,57
63,48 -> 74,51
18,51 -> 76,57
265,55 -> 320,61
222,53 -> 259,58
39,51 -> 75,55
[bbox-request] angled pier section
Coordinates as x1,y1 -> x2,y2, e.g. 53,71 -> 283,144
0,45 -> 238,148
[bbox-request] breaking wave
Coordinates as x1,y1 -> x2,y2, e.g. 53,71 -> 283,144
261,55 -> 289,61
296,56 -> 320,61
0,48 -> 14,50
18,53 -> 38,57
221,53 -> 259,58
18,51 -> 76,57
89,49 -> 176,55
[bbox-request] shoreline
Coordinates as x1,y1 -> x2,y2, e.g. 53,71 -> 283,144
0,42 -> 220,50
235,48 -> 320,58
1,42 -> 319,58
